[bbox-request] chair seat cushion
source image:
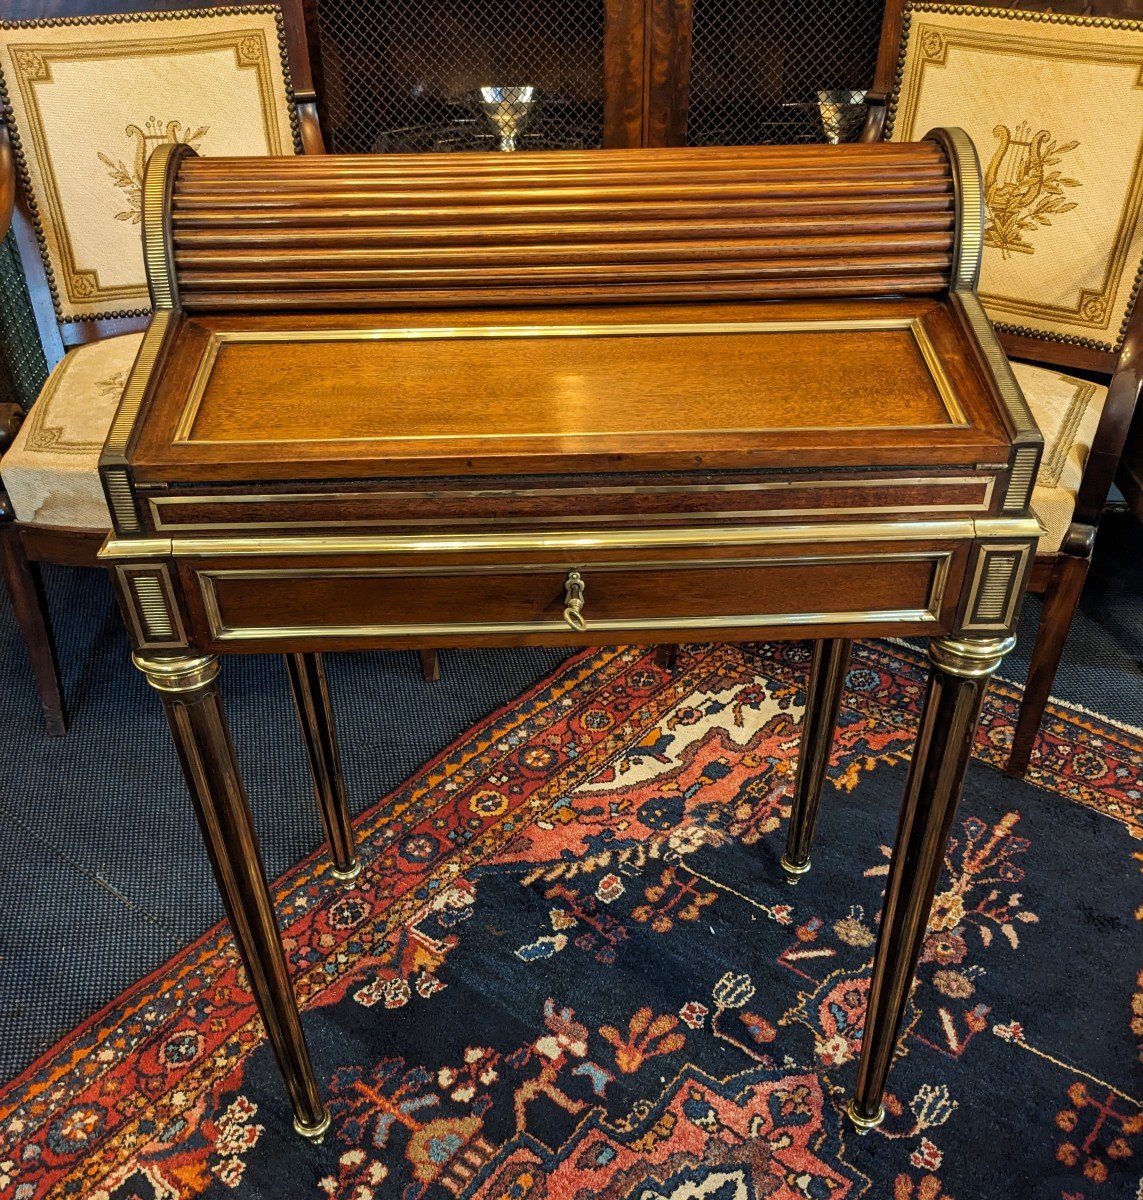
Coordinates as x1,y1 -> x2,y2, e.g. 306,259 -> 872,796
1011,361 -> 1108,555
0,333 -> 143,528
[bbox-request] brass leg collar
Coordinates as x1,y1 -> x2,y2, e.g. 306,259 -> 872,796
133,653 -> 219,694
928,635 -> 1016,680
330,859 -> 362,884
779,854 -> 811,884
845,1098 -> 885,1134
293,1107 -> 331,1142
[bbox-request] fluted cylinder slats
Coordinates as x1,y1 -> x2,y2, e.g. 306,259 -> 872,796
173,214 -> 955,249
164,143 -> 958,311
175,232 -> 954,270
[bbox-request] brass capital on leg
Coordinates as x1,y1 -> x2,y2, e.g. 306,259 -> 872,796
927,635 -> 1016,680
133,652 -> 219,694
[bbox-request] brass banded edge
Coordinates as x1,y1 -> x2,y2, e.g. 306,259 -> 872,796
145,474 -> 997,533
954,291 -> 1040,443
98,516 -> 1041,562
195,548 -> 953,579
927,127 -> 983,291
147,499 -> 993,534
104,310 -> 175,457
142,143 -> 189,311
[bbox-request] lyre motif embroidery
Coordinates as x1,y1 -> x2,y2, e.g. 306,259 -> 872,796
98,117 -> 209,223
984,122 -> 1080,258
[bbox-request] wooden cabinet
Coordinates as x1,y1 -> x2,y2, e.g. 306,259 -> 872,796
302,0 -> 886,153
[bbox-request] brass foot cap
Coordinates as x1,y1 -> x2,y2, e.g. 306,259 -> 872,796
294,1108 -> 332,1142
845,1098 -> 885,1135
779,854 -> 811,884
330,859 -> 362,884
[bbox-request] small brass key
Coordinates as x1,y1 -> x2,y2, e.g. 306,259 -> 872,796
563,571 -> 586,631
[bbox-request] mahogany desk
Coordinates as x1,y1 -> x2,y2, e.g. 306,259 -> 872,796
99,133 -> 1043,1140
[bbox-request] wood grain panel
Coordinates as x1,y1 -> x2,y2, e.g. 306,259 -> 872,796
183,324 -> 953,445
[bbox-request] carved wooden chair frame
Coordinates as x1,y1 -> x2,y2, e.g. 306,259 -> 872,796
0,1 -> 443,734
860,0 -> 1143,776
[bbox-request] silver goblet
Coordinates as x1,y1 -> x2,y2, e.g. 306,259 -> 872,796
816,89 -> 868,144
479,85 -> 537,152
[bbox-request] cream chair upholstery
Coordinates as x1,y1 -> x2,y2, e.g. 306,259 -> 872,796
2,333 -> 143,526
886,4 -> 1142,561
1012,362 -> 1107,555
0,6 -> 299,530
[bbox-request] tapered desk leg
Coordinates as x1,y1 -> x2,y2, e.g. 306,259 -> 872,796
284,652 -> 360,883
782,638 -> 852,882
846,635 -> 1015,1133
134,653 -> 331,1141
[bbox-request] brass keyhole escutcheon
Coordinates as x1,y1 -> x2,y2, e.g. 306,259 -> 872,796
563,570 -> 587,631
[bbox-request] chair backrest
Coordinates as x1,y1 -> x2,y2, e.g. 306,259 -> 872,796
0,0 -> 316,364
875,2 -> 1143,375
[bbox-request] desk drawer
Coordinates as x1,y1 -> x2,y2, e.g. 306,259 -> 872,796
181,539 -> 964,650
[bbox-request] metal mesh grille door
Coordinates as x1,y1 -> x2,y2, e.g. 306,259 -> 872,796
310,0 -> 607,153
686,0 -> 883,146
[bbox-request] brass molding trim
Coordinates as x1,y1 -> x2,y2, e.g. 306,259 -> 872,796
928,634 -> 1016,678
99,536 -> 172,560
170,316 -> 967,446
204,609 -> 944,643
99,516 -> 1041,562
975,516 -> 1043,539
196,550 -> 953,642
161,520 -> 980,557
132,652 -> 218,693
145,475 -> 998,532
142,142 -> 195,311
926,126 -> 983,291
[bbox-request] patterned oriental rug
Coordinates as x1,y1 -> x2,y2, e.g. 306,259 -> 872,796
2,641 -> 1141,1200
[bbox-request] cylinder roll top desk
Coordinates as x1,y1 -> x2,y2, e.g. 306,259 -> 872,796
98,131 -> 1042,1139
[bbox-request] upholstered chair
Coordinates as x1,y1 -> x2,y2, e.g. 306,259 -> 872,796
866,2 -> 1143,776
0,2 -> 439,733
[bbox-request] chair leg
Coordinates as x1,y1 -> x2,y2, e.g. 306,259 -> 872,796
1006,554 -> 1089,778
654,644 -> 679,672
419,648 -> 441,683
0,522 -> 68,735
